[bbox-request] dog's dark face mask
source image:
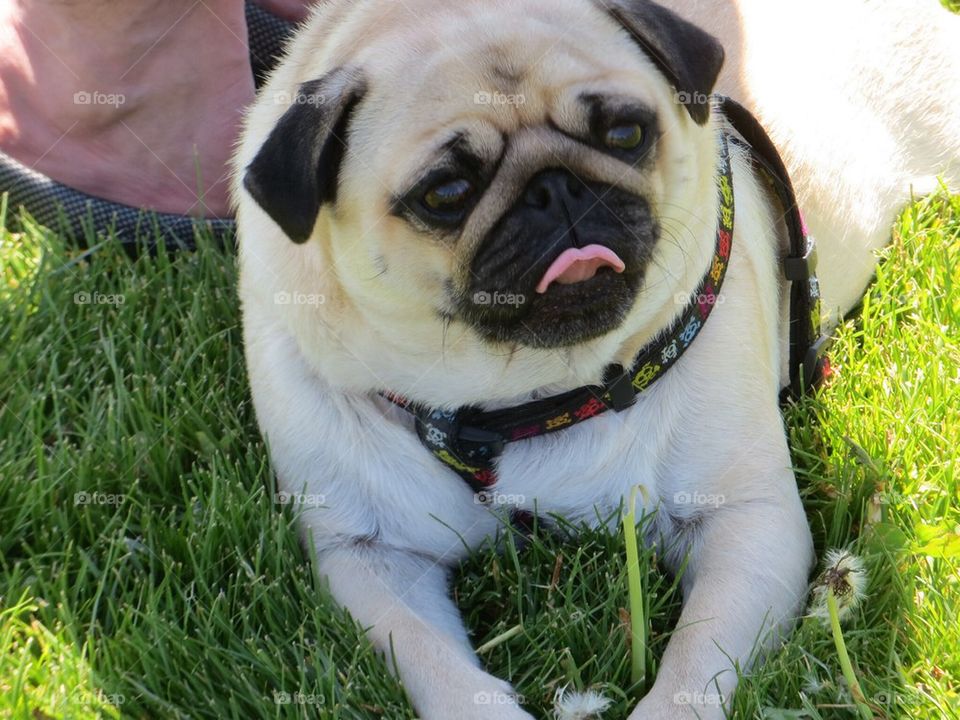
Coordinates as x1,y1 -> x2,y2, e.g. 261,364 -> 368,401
452,161 -> 659,349
242,0 -> 724,350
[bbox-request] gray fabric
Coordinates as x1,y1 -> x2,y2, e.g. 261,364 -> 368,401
0,3 -> 295,250
0,148 -> 235,250
246,1 -> 298,87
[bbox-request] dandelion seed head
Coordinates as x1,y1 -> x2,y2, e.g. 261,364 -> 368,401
809,549 -> 868,623
554,687 -> 612,720
802,672 -> 831,696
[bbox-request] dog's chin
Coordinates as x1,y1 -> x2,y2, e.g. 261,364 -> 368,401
456,267 -> 645,348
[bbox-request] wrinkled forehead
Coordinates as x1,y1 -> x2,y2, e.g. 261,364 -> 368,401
342,0 -> 666,180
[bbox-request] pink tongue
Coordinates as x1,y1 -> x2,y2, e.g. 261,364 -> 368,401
536,244 -> 626,294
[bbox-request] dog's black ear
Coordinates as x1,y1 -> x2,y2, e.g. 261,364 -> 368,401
243,68 -> 367,243
604,0 -> 724,124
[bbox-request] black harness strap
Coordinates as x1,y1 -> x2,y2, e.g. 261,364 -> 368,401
718,97 -> 831,399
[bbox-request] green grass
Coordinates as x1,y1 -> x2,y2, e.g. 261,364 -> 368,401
1,183 -> 958,720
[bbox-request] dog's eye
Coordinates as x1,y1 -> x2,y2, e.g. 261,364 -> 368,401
604,123 -> 646,150
424,179 -> 474,212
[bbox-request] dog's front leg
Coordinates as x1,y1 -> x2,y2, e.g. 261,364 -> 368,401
629,472 -> 813,719
317,543 -> 535,720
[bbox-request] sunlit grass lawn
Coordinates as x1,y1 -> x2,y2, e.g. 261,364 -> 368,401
0,184 -> 957,720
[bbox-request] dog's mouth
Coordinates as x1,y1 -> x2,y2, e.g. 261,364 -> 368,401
456,239 -> 652,349
535,244 -> 627,293
454,177 -> 658,349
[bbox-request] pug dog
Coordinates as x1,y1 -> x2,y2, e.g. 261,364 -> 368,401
231,0 -> 960,717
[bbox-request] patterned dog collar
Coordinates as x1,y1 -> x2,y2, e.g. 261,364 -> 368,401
383,133 -> 735,495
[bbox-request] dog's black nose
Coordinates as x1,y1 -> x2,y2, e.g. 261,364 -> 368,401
523,169 -> 587,212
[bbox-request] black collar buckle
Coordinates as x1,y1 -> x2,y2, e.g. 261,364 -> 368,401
457,423 -> 506,460
784,234 -> 818,282
603,364 -> 637,412
413,407 -> 504,490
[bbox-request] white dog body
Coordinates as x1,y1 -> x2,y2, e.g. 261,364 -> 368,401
234,1 -> 960,718
241,140 -> 801,719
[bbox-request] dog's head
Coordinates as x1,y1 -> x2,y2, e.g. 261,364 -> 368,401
239,0 -> 723,384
